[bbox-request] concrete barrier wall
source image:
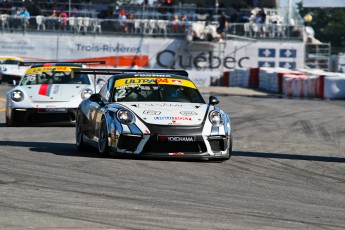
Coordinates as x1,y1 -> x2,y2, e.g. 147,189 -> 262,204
324,76 -> 345,99
221,67 -> 345,99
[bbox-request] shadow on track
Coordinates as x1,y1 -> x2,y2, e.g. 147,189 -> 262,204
1,141 -> 344,163
0,140 -> 206,162
0,140 -> 98,158
233,151 -> 345,163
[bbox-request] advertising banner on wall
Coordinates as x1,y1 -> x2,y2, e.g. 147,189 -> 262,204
0,34 -> 305,86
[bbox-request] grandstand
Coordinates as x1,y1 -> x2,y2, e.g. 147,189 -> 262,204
0,0 -> 302,40
0,0 -> 330,72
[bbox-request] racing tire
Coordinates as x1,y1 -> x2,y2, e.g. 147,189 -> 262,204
5,111 -> 13,127
76,112 -> 86,151
98,118 -> 110,157
5,116 -> 12,127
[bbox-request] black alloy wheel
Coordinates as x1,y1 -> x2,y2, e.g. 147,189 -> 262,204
98,118 -> 110,157
76,112 -> 85,151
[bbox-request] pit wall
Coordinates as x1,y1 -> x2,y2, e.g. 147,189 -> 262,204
221,68 -> 345,99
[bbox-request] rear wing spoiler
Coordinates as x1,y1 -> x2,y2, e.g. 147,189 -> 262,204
71,68 -> 189,77
19,61 -> 106,66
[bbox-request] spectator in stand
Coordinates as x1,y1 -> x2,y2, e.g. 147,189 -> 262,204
11,8 -> 22,30
59,11 -> 68,30
118,9 -> 128,33
255,8 -> 266,23
181,15 -> 189,23
259,8 -> 266,23
126,13 -> 135,33
217,11 -> 228,39
48,9 -> 58,30
256,8 -> 266,37
14,8 -> 21,17
19,7 -> 30,28
171,15 -> 180,33
181,15 -> 189,32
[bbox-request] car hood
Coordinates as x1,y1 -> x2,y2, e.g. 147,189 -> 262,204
0,65 -> 27,76
21,84 -> 89,102
116,102 -> 209,126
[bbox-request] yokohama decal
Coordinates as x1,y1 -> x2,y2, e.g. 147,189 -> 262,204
158,136 -> 195,142
38,84 -> 52,96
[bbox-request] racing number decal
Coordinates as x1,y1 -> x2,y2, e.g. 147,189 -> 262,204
116,89 -> 126,99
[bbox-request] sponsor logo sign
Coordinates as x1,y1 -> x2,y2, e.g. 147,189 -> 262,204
37,108 -> 67,113
143,110 -> 161,115
280,49 -> 297,58
279,62 -> 296,69
168,152 -> 185,156
154,116 -> 192,121
180,111 -> 197,116
142,103 -> 183,107
158,136 -> 195,142
258,61 -> 275,67
259,48 -> 276,58
172,79 -> 182,84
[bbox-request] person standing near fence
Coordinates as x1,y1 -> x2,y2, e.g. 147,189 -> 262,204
19,7 -> 30,30
217,11 -> 228,39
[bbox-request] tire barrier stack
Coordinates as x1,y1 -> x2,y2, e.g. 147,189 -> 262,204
221,67 -> 345,99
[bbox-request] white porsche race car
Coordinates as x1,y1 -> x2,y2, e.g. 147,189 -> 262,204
5,63 -> 97,126
75,68 -> 232,161
0,56 -> 28,85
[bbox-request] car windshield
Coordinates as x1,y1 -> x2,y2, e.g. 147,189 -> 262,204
20,72 -> 90,86
113,78 -> 205,103
0,60 -> 21,65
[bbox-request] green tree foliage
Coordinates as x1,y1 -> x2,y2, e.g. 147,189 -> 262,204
298,3 -> 345,53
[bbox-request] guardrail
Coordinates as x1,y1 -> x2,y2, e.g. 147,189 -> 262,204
0,15 -> 304,40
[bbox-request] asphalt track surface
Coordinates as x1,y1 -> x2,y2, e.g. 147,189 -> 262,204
1,84 -> 345,230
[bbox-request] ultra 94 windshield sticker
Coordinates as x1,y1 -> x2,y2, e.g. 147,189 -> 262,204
114,78 -> 196,89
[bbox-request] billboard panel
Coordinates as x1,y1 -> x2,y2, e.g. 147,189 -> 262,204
303,0 -> 345,7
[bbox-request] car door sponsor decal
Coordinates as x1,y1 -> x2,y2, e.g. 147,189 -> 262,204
38,84 -> 52,96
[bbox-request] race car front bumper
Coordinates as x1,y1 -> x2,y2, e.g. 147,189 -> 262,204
0,74 -> 21,84
8,107 -> 77,125
111,123 -> 231,159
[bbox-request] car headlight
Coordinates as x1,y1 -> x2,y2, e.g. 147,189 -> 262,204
117,109 -> 135,125
209,110 -> 223,127
11,90 -> 24,102
81,89 -> 93,99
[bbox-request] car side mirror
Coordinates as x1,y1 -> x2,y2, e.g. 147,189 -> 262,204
89,93 -> 103,103
97,78 -> 105,85
209,95 -> 219,105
